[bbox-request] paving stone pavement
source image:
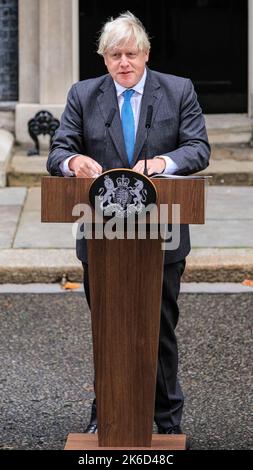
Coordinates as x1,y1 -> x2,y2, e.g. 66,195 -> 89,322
1,185 -> 253,282
1,186 -> 253,249
0,186 -> 253,249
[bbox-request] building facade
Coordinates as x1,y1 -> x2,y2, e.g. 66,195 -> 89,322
0,0 -> 253,144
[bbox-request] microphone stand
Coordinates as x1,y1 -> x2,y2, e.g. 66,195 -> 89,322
143,127 -> 149,176
102,108 -> 116,172
143,105 -> 153,177
143,126 -> 150,177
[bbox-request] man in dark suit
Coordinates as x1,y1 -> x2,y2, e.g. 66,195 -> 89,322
47,11 -> 210,435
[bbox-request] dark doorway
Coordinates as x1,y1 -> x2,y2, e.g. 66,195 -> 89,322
79,0 -> 247,113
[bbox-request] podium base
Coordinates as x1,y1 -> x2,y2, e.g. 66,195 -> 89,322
64,433 -> 186,450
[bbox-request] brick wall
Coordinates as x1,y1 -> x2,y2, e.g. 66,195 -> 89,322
0,0 -> 18,101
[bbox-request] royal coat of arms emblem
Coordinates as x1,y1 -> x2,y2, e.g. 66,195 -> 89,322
89,169 -> 157,218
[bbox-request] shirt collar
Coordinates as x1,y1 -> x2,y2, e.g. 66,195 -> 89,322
114,68 -> 147,97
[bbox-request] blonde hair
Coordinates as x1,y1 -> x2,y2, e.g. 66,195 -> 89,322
97,11 -> 151,55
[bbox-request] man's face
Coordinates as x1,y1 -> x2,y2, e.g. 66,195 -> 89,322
104,38 -> 149,88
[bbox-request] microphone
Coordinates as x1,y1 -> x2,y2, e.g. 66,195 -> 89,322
143,105 -> 153,176
103,108 -> 116,172
145,105 -> 153,129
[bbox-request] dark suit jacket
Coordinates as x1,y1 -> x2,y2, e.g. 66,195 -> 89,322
47,68 -> 210,264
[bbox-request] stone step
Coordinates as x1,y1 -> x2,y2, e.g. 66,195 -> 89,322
7,156 -> 253,187
6,144 -> 253,187
7,148 -> 47,187
200,159 -> 253,185
205,114 -> 252,145
211,144 -> 253,161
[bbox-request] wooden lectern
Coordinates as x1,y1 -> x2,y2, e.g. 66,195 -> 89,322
41,175 -> 206,451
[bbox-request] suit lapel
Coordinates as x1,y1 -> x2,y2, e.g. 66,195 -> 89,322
97,76 -> 129,168
132,69 -> 163,166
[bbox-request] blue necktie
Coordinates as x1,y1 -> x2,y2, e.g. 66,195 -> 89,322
121,89 -> 135,165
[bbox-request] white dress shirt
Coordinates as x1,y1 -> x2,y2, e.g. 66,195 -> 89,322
60,68 -> 178,176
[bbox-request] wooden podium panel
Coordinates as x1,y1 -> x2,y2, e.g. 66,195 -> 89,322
41,176 -> 205,224
88,237 -> 164,447
64,433 -> 186,450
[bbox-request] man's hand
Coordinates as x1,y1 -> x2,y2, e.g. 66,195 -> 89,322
133,157 -> 166,176
69,155 -> 103,177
